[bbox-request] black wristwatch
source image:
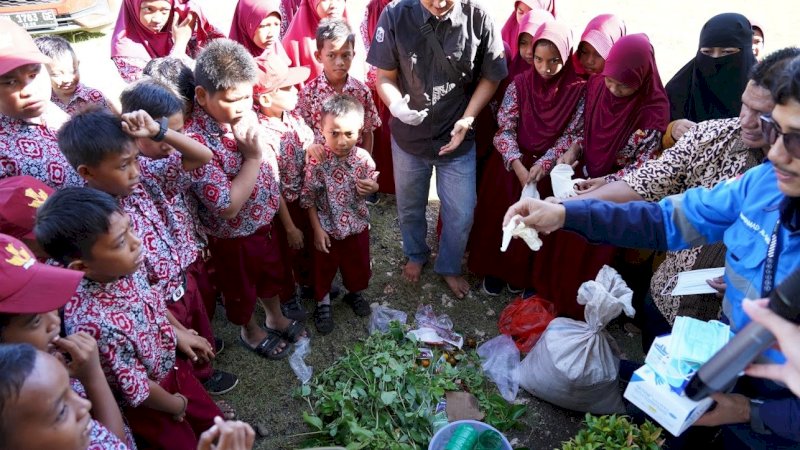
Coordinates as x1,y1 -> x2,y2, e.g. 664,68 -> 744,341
151,116 -> 169,142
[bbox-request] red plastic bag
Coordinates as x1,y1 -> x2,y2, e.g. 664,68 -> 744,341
498,295 -> 556,352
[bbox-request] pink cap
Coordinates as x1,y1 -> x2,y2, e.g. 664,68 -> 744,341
0,176 -> 54,241
254,54 -> 310,93
0,18 -> 51,76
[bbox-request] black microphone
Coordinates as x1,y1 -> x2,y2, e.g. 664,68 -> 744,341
685,268 -> 800,401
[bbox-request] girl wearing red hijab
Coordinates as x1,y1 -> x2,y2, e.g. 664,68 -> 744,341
111,0 -> 224,82
360,0 -> 394,194
531,33 -> 669,319
282,0 -> 366,83
500,0 -> 556,61
229,0 -> 292,65
573,13 -> 627,77
507,9 -> 554,79
469,19 -> 586,295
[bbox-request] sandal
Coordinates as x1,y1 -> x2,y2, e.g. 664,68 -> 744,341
215,400 -> 237,420
237,329 -> 291,360
314,304 -> 334,335
280,295 -> 309,322
267,320 -> 308,344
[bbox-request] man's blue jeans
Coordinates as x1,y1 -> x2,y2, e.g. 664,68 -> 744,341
391,137 -> 476,276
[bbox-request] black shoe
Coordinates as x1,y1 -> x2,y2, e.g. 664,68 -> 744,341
522,287 -> 537,298
366,192 -> 380,205
203,369 -> 239,395
480,276 -> 503,296
343,292 -> 371,317
281,295 -> 308,322
314,303 -> 335,335
215,337 -> 224,354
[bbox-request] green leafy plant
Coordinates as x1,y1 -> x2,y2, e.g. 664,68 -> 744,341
296,322 -> 526,449
559,414 -> 665,450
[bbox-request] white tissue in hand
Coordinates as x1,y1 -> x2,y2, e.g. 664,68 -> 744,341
501,215 -> 542,252
550,164 -> 584,199
521,182 -> 540,200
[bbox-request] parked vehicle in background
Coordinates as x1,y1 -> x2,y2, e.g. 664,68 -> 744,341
0,0 -> 119,35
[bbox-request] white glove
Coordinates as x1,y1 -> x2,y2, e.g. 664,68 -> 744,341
389,94 -> 428,126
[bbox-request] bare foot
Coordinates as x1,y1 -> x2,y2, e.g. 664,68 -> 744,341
403,260 -> 424,283
443,275 -> 470,299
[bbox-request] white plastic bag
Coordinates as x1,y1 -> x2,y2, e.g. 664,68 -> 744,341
519,266 -> 635,414
290,337 -> 313,384
368,305 -> 407,334
550,164 -> 585,199
477,334 -> 520,402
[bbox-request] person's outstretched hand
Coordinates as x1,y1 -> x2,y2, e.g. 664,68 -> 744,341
389,95 -> 428,126
743,298 -> 800,397
197,417 -> 255,450
503,198 -> 566,234
439,117 -> 473,155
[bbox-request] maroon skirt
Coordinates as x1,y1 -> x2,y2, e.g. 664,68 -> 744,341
371,90 -> 395,194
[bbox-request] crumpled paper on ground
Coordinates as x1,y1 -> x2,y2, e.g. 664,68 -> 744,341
501,215 -> 542,252
551,164 -> 585,199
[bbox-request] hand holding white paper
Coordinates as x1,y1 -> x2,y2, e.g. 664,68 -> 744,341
501,215 -> 543,252
550,164 -> 585,199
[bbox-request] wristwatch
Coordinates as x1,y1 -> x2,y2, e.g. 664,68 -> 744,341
151,116 -> 169,142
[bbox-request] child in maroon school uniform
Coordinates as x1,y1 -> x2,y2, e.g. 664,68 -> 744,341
33,35 -> 114,116
297,20 -> 381,208
0,234 -> 131,450
0,19 -> 83,189
253,55 -> 314,322
301,94 -> 377,334
119,79 -> 238,396
187,39 -> 306,359
57,107 -> 239,396
35,187 -> 223,450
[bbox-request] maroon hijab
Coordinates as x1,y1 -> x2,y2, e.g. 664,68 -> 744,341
507,9 -> 554,78
365,0 -> 391,41
228,0 -> 291,64
500,0 -> 556,59
514,20 -> 585,156
583,33 -> 669,177
111,0 -> 217,60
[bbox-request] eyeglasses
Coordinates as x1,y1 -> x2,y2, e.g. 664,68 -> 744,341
760,114 -> 800,158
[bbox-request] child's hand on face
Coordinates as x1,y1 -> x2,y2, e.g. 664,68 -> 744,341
121,110 -> 161,139
356,172 -> 379,196
175,328 -> 215,364
171,12 -> 196,49
314,228 -> 331,254
232,120 -> 263,162
52,332 -> 104,384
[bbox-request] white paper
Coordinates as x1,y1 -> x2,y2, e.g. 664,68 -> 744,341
550,164 -> 585,199
521,182 -> 540,200
670,268 -> 725,296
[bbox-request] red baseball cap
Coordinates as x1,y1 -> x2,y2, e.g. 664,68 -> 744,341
254,55 -> 310,93
0,18 -> 51,76
0,234 -> 83,313
0,176 -> 54,241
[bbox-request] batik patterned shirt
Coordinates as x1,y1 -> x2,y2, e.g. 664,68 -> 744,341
51,83 -> 112,116
0,106 -> 83,188
296,73 -> 381,145
258,110 -> 313,203
187,107 -> 281,238
88,420 -> 130,450
494,81 -> 585,174
64,272 -> 177,408
121,182 -> 185,304
301,146 -> 375,240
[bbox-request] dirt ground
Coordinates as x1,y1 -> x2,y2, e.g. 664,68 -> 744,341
58,1 -> 799,448
207,196 -> 646,450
